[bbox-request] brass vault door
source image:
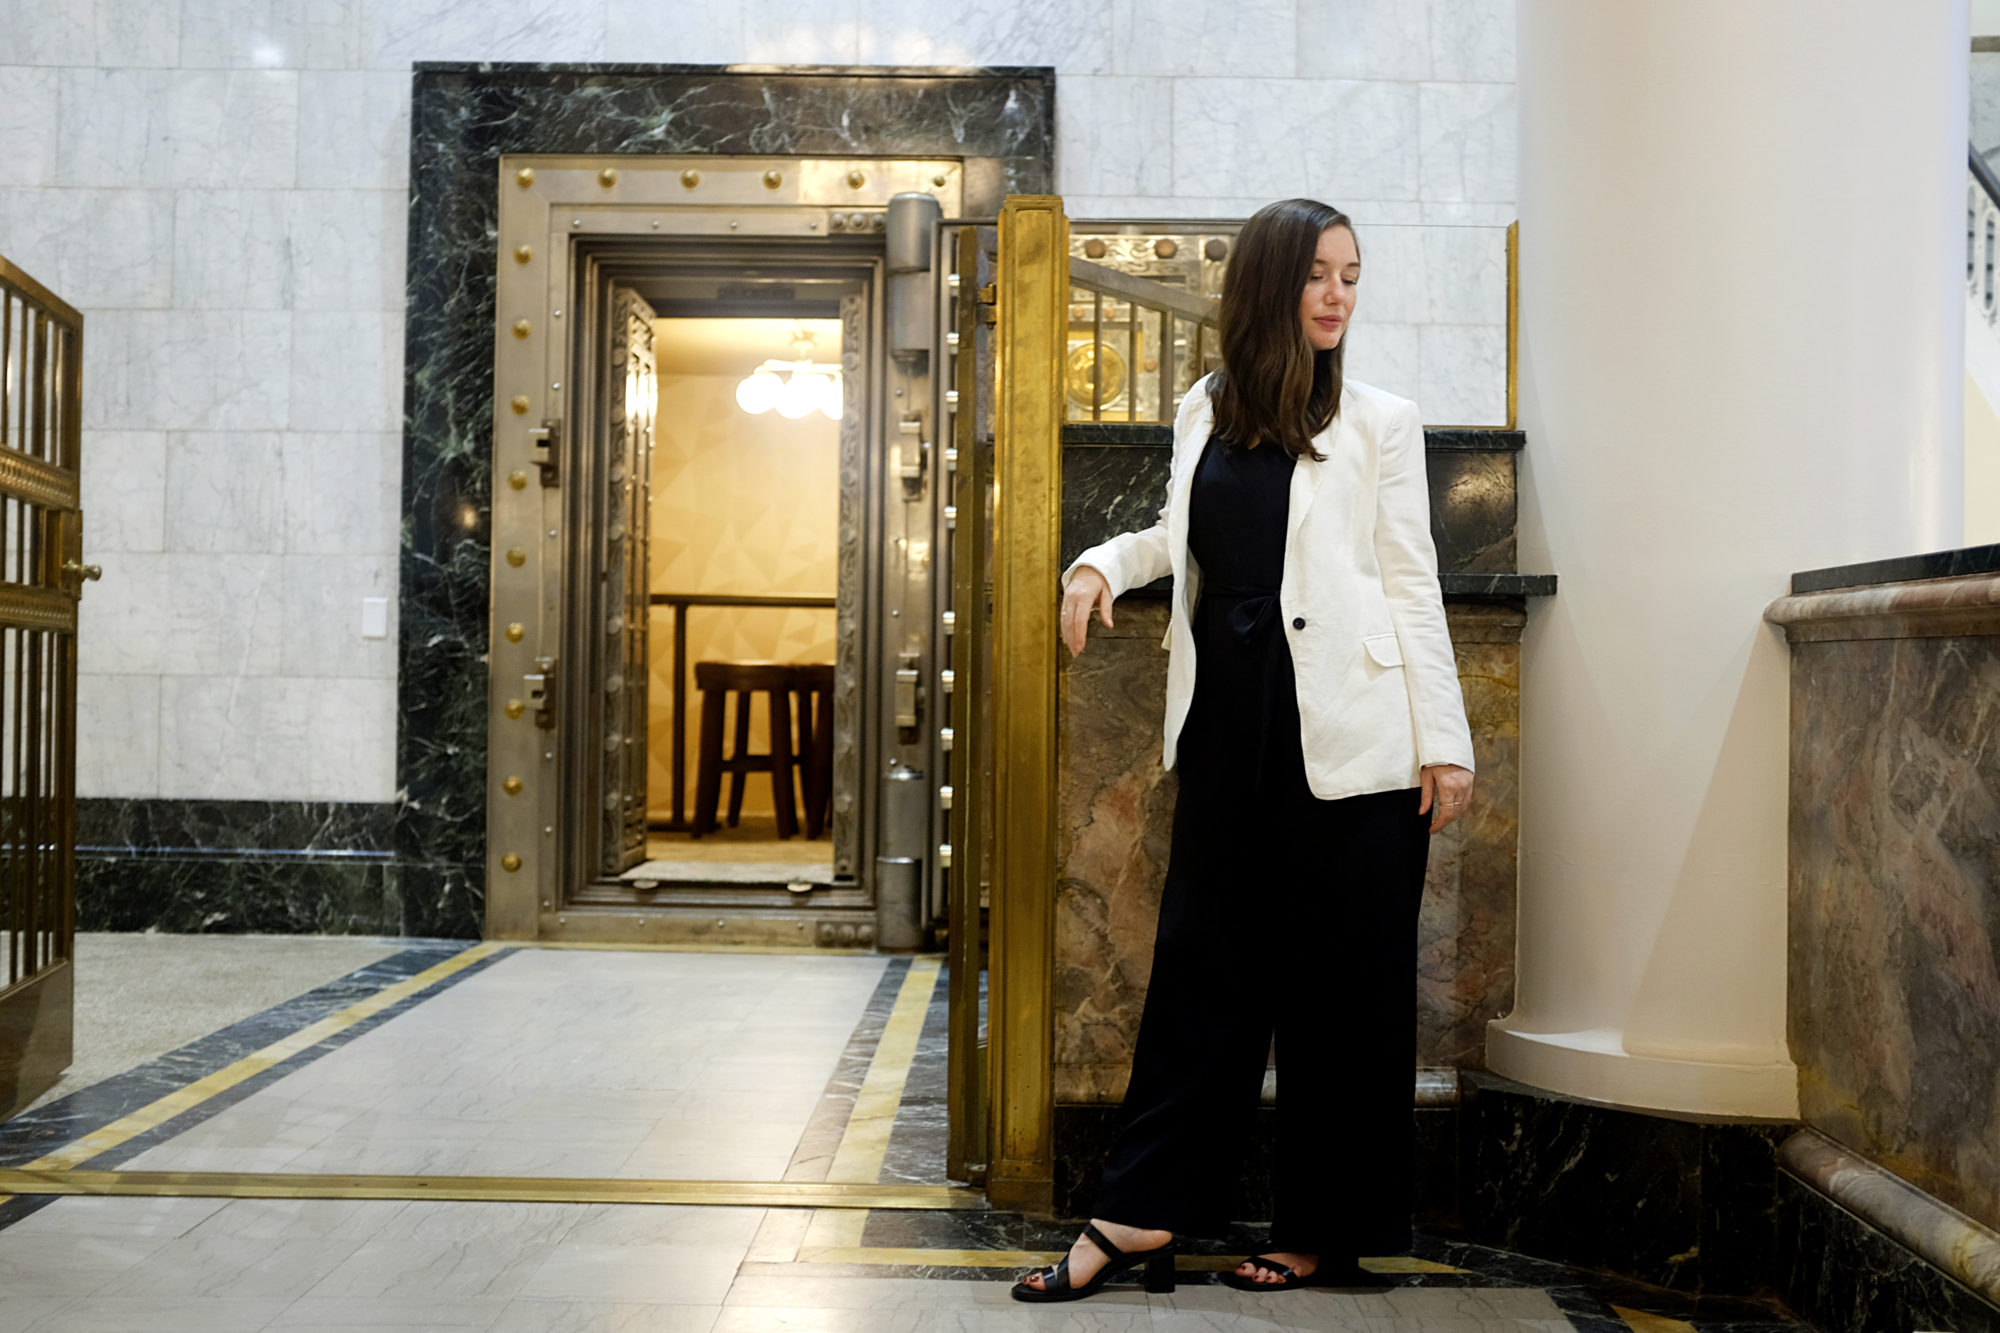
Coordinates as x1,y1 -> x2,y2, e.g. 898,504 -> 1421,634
485,155 -> 964,943
0,256 -> 92,1117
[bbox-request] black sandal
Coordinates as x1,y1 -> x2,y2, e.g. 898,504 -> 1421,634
1221,1254 -> 1387,1291
1010,1220 -> 1177,1303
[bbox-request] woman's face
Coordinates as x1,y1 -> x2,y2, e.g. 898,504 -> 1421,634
1297,224 -> 1359,351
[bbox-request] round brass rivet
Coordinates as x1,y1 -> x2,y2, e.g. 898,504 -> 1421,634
1083,238 -> 1108,259
506,547 -> 526,567
501,854 -> 523,872
933,173 -> 947,187
503,776 -> 524,795
599,167 -> 618,187
513,244 -> 532,264
846,168 -> 866,189
504,698 -> 525,719
1154,238 -> 1179,259
505,622 -> 525,642
680,169 -> 700,188
515,167 -> 534,188
509,395 -> 530,415
763,169 -> 782,189
512,319 -> 531,339
508,470 -> 528,490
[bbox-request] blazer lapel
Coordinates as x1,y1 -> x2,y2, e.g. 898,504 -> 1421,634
1170,391 -> 1212,612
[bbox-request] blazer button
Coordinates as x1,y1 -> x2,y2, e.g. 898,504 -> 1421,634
1292,616 -> 1306,630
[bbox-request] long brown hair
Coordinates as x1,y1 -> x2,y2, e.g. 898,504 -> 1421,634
1209,198 -> 1355,460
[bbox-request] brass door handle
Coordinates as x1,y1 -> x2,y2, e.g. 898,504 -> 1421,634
62,560 -> 102,582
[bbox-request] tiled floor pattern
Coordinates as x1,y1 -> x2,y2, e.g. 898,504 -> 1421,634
113,948 -> 892,1181
0,944 -> 1818,1331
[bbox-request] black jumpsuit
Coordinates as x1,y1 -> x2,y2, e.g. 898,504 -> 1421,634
1092,431 -> 1435,1262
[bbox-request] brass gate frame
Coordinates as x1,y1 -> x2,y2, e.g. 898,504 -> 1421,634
486,156 -> 964,943
0,254 -> 86,1117
984,197 -> 1068,1211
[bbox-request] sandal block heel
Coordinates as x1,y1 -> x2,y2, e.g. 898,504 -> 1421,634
1010,1221 -> 1176,1303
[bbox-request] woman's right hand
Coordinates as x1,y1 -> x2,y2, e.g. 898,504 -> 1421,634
1060,566 -> 1115,658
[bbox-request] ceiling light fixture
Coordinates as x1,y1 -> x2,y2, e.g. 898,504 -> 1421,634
735,329 -> 843,422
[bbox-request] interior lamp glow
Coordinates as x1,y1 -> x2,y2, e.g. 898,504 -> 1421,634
734,327 -> 843,423
735,369 -> 783,415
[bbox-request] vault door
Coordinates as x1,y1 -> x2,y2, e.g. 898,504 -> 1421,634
601,288 -> 656,876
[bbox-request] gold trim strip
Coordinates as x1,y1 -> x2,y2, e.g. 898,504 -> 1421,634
0,1169 -> 982,1210
1611,1306 -> 1698,1333
0,445 -> 78,510
1505,219 -> 1519,431
26,943 -> 506,1171
0,586 -> 74,633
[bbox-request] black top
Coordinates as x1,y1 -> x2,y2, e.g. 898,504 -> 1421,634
1183,434 -> 1304,795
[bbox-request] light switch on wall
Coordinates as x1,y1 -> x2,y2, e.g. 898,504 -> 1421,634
361,597 -> 389,640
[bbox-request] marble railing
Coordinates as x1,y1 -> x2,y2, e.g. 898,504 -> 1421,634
1766,543 -> 2000,1242
1054,425 -> 1548,1106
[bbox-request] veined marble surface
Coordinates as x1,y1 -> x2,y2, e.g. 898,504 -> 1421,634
1785,625 -> 2000,1234
1053,598 -> 1524,1101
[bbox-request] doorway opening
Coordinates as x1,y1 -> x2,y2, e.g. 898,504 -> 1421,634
633,313 -> 844,886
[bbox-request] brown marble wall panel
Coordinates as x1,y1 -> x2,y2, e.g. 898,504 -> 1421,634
1788,632 -> 2000,1232
1054,599 -> 1523,1104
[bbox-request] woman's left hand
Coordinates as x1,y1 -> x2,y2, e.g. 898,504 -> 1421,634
1419,764 -> 1474,834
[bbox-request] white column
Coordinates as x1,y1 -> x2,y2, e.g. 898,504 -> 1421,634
1494,0 -> 1967,1116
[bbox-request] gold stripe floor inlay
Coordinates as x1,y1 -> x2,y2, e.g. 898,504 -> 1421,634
0,1170 -> 985,1210
26,942 -> 508,1172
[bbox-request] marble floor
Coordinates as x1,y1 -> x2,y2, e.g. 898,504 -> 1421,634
0,941 -> 1818,1332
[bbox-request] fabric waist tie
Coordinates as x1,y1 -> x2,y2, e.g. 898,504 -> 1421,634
1202,582 -> 1282,643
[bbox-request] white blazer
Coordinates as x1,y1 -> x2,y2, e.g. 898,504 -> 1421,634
1063,373 -> 1475,801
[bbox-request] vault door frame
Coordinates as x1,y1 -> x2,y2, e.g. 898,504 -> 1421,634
486,154 -> 962,944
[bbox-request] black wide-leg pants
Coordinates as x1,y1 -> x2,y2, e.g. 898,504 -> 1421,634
1092,762 -> 1433,1259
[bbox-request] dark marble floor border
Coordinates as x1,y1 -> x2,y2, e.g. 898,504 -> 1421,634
0,940 -> 503,1232
785,956 -> 911,1180
843,1211 -> 1806,1327
879,958 -> 952,1186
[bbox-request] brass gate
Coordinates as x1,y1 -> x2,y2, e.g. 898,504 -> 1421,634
0,256 -> 92,1117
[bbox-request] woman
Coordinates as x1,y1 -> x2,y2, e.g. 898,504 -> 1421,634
1014,198 -> 1475,1303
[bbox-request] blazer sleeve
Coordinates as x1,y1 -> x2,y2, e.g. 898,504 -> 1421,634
1375,399 -> 1476,773
1057,379 -> 1203,599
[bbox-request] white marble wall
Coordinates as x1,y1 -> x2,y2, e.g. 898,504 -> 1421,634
0,0 -> 1514,803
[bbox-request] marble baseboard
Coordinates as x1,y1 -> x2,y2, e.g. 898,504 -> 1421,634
1050,1101 -> 1460,1232
73,797 -> 480,938
79,798 -> 393,857
1459,1071 -> 1793,1298
1778,1169 -> 2000,1333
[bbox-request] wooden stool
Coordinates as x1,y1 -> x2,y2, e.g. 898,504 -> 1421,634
693,661 -> 804,839
792,664 -> 835,840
